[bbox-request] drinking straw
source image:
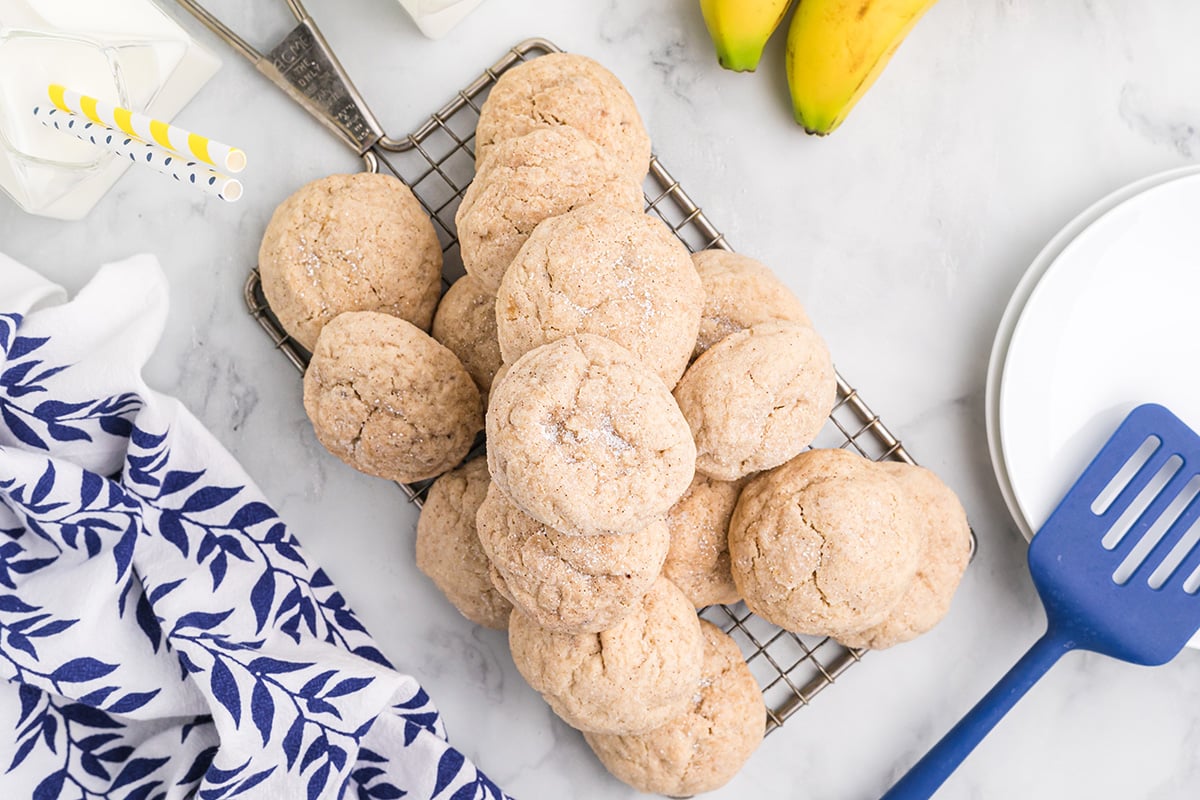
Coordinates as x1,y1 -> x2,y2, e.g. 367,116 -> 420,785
33,106 -> 243,203
47,84 -> 247,174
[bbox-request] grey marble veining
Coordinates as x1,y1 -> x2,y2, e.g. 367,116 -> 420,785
2,0 -> 1199,798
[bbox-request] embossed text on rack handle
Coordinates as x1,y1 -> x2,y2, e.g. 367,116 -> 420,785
257,19 -> 386,155
173,0 -> 386,155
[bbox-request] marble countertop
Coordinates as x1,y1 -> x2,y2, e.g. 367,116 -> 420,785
4,1 -> 1200,797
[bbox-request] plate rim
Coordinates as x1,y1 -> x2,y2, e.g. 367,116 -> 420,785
984,165 -> 1200,543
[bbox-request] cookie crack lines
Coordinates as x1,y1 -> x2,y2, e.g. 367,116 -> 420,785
544,258 -> 597,320
504,206 -> 528,238
794,488 -> 835,611
332,377 -> 371,455
529,92 -> 570,129
679,718 -> 718,789
295,303 -> 325,333
558,634 -> 603,702
740,363 -> 777,464
596,630 -> 613,677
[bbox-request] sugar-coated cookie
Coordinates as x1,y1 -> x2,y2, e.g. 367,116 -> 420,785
415,457 -> 512,629
674,320 -> 836,481
496,203 -> 703,387
663,474 -> 743,609
456,127 -> 644,292
476,483 -> 668,634
838,462 -> 972,649
431,274 -> 503,403
584,620 -> 764,795
303,312 -> 482,483
508,577 -> 703,735
486,334 -> 696,537
728,448 -> 922,637
474,53 -> 651,183
259,173 -> 441,351
692,249 -> 811,358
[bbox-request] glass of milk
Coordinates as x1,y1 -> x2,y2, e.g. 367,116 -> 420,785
0,0 -> 217,220
0,30 -> 129,213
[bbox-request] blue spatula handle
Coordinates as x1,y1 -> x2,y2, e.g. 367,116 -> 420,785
880,630 -> 1076,800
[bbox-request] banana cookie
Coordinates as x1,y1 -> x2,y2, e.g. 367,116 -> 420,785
838,462 -> 972,649
259,173 -> 442,351
508,577 -> 703,735
728,448 -> 923,637
675,320 -> 836,481
303,311 -> 482,483
584,620 -> 765,795
692,249 -> 812,358
476,484 -> 669,634
456,127 -> 644,292
496,203 -> 703,387
415,457 -> 512,630
474,53 -> 651,183
663,474 -> 743,609
486,334 -> 696,537
431,274 -> 503,403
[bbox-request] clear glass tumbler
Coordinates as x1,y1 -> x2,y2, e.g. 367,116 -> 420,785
0,0 -> 205,220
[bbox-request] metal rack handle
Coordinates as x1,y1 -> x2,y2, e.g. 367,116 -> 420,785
173,0 -> 388,158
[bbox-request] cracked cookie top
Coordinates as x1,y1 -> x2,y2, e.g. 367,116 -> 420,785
302,311 -> 482,483
474,53 -> 651,184
496,203 -> 703,388
674,320 -> 836,481
415,456 -> 512,630
476,482 -> 669,634
728,448 -> 922,637
584,620 -> 765,795
485,334 -> 696,537
691,249 -> 812,359
431,274 -> 503,404
838,462 -> 972,650
259,172 -> 442,352
508,576 -> 703,735
663,473 -> 744,609
456,127 -> 645,292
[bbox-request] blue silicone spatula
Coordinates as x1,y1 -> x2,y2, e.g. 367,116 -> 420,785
881,403 -> 1200,799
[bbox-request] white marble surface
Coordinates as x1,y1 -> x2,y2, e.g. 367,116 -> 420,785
4,1 -> 1200,798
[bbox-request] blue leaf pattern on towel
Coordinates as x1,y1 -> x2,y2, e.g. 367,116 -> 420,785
0,304 -> 512,800
0,312 -> 144,451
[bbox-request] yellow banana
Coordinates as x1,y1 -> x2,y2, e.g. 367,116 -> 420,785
786,0 -> 939,134
700,0 -> 794,72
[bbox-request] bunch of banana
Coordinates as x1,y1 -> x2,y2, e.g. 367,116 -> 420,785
700,0 -> 939,135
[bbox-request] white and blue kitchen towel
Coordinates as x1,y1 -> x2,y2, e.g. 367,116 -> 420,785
0,253 -> 510,800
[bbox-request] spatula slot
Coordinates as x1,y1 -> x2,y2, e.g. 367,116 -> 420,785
1101,453 -> 1181,550
1146,485 -> 1200,590
1113,472 -> 1200,585
1183,563 -> 1200,594
1092,435 -> 1161,517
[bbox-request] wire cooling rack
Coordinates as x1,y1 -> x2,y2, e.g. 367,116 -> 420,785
244,37 -> 949,735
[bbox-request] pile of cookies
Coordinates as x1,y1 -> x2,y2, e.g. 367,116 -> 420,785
258,171 -> 484,485
256,51 -> 972,796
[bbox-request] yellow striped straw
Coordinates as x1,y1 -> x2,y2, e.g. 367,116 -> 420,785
34,106 -> 243,203
48,84 -> 247,174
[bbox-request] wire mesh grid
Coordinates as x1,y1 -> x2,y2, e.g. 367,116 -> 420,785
243,36 -> 948,736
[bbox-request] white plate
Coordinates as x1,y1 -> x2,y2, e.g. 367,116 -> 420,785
986,166 -> 1200,541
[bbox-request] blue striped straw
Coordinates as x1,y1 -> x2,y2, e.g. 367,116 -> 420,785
32,105 -> 243,203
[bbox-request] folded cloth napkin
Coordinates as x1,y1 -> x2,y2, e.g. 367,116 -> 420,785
0,253 -> 511,800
